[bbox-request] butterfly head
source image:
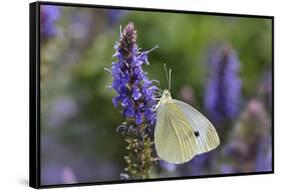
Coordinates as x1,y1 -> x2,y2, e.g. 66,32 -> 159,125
161,89 -> 172,102
155,89 -> 172,110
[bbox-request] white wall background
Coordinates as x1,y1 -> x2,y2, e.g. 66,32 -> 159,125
0,0 -> 279,189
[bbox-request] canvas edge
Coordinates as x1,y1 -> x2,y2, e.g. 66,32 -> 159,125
29,1 -> 40,189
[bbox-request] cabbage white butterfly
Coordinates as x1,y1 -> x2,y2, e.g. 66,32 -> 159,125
154,66 -> 220,164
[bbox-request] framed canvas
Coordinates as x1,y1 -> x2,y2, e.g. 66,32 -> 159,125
29,1 -> 274,188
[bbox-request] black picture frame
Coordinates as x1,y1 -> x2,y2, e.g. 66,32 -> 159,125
29,1 -> 274,189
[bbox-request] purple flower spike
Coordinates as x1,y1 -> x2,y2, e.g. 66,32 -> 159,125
40,5 -> 60,39
109,23 -> 158,179
204,44 -> 242,124
110,22 -> 158,125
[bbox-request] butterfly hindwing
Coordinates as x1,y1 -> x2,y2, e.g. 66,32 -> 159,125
172,99 -> 220,154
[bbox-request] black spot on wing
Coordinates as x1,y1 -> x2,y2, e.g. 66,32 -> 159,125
194,131 -> 200,137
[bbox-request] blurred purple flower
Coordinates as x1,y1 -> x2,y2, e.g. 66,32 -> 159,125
107,10 -> 123,25
255,137 -> 272,172
223,140 -> 248,161
70,12 -> 92,40
41,163 -> 63,185
40,5 -> 60,38
187,153 -> 210,175
220,164 -> 234,174
160,161 -> 177,172
180,85 -> 196,105
62,166 -> 77,184
222,99 -> 271,172
204,44 -> 241,124
49,97 -> 78,128
110,22 -> 158,125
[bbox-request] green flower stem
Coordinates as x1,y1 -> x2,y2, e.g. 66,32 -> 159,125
122,123 -> 154,179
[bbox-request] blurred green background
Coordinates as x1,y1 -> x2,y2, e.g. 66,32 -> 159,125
40,4 -> 272,185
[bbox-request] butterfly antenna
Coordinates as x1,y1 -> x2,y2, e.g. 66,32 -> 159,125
164,64 -> 169,88
168,68 -> 172,91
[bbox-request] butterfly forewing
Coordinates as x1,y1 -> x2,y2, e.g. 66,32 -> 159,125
155,101 -> 197,164
172,99 -> 220,154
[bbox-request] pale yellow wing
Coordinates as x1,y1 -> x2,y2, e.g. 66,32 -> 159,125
154,101 -> 197,164
172,99 -> 220,154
